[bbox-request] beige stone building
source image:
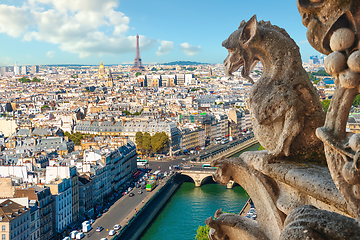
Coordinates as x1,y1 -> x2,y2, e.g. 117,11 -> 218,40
97,62 -> 114,87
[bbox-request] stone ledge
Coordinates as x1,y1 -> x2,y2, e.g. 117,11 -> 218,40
252,159 -> 350,216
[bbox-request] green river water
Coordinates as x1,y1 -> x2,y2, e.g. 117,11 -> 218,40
140,143 -> 260,240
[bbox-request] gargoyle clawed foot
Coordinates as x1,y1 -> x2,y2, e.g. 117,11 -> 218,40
206,209 -> 269,240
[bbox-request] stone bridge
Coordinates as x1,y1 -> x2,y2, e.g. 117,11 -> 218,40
198,136 -> 259,162
178,169 -> 235,188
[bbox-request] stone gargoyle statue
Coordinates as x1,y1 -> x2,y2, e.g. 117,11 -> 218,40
206,4 -> 360,239
222,15 -> 325,163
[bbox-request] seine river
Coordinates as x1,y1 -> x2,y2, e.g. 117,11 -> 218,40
140,143 -> 260,240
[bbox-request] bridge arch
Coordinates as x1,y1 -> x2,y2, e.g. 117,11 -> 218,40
178,170 -> 216,187
200,175 -> 216,186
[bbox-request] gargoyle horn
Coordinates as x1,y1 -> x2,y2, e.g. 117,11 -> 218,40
214,208 -> 222,218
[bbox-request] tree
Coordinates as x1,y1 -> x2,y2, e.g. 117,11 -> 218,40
308,72 -> 317,82
135,132 -> 143,152
321,100 -> 331,113
315,69 -> 330,76
258,145 -> 266,150
353,95 -> 360,107
64,131 -> 83,145
18,77 -> 30,83
151,132 -> 169,153
122,110 -> 131,116
143,132 -> 152,155
135,72 -> 142,77
195,225 -> 210,240
32,77 -> 40,82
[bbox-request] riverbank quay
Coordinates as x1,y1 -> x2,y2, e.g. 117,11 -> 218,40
112,172 -> 181,240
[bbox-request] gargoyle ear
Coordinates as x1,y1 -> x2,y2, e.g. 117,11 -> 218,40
239,20 -> 246,29
240,15 -> 257,44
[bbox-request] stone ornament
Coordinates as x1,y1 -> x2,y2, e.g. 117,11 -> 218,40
222,15 -> 325,163
206,1 -> 360,239
299,0 -> 360,219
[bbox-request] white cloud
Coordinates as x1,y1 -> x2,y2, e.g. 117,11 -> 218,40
0,4 -> 31,37
180,42 -> 201,56
156,41 -> 174,56
0,0 -> 158,58
46,50 -> 55,58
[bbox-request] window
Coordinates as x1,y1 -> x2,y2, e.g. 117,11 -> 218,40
1,226 -> 4,231
2,234 -> 5,240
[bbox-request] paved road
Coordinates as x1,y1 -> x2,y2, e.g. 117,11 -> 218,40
86,184 -> 159,240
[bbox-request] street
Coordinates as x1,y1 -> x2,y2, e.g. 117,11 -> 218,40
83,133 -> 255,239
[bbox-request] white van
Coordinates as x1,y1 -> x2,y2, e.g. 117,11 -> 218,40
76,232 -> 84,239
70,230 -> 78,239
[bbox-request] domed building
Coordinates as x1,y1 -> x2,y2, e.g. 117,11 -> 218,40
97,62 -> 114,88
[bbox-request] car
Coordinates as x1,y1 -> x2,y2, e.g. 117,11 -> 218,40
141,185 -> 146,189
100,238 -> 107,240
96,226 -> 104,232
89,219 -> 95,224
129,193 -> 135,197
103,208 -> 108,213
96,213 -> 102,218
138,190 -> 142,194
109,230 -> 116,236
114,224 -> 121,231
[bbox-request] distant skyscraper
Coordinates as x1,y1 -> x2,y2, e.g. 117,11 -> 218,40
130,34 -> 145,72
31,65 -> 39,74
0,67 -> 8,76
14,61 -> 19,75
21,66 -> 27,75
309,55 -> 320,65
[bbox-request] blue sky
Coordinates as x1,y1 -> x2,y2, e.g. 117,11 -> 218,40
0,0 -> 321,66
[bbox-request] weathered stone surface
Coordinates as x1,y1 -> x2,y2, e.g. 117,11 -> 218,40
206,210 -> 269,240
205,1 -> 360,239
348,50 -> 360,73
211,157 -> 285,239
297,0 -> 360,55
324,51 -> 347,76
329,28 -> 355,52
280,205 -> 360,240
298,0 -> 360,219
222,15 -> 325,163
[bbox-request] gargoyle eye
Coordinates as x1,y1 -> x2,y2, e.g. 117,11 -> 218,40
298,0 -> 325,9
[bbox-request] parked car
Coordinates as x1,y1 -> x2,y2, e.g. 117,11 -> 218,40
109,230 -> 116,236
100,238 -> 107,240
138,190 -> 142,194
96,226 -> 104,232
114,224 -> 121,231
129,193 -> 135,197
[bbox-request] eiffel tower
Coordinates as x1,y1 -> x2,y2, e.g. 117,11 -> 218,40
130,34 -> 145,72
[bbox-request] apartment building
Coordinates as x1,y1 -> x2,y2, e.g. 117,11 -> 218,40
45,178 -> 72,238
14,186 -> 53,240
0,199 -> 30,240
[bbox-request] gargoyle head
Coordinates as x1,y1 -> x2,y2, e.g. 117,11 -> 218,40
297,0 -> 359,55
222,15 -> 259,79
211,159 -> 232,186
